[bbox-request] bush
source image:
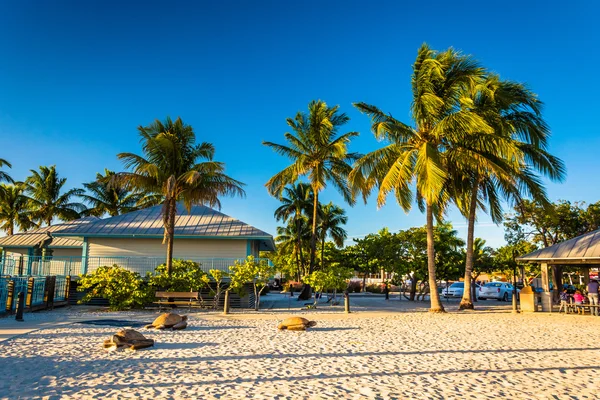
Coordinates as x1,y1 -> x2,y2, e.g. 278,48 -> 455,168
347,280 -> 362,293
365,283 -> 386,294
78,265 -> 151,311
147,259 -> 209,292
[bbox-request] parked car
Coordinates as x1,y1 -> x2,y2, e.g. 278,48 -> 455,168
442,282 -> 481,299
479,282 -> 519,301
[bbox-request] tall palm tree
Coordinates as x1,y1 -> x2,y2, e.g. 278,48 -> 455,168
25,165 -> 86,226
318,202 -> 347,268
350,44 -> 514,312
264,100 -> 359,282
116,116 -> 245,276
0,183 -> 37,235
81,169 -> 143,217
274,183 -> 313,271
455,76 -> 565,310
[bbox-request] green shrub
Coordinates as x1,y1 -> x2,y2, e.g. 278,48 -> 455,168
147,259 -> 209,292
78,265 -> 151,310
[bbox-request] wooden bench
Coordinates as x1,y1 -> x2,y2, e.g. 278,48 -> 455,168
153,292 -> 202,311
574,304 -> 600,315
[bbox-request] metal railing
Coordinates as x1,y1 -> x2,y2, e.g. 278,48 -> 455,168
0,255 -> 269,277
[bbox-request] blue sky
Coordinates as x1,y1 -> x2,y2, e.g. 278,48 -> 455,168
0,0 -> 598,248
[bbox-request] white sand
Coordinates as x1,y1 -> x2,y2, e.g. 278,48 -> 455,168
1,304 -> 599,399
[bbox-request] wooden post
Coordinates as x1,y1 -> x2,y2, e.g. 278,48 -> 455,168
344,290 -> 350,313
223,290 -> 230,315
65,276 -> 71,302
25,277 -> 34,309
6,279 -> 14,312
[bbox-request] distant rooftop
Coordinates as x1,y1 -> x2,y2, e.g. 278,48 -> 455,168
0,217 -> 99,248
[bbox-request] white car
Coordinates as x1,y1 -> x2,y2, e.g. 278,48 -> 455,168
479,282 -> 519,301
441,282 -> 481,299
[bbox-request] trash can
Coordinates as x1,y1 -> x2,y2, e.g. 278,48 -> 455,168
520,286 -> 538,312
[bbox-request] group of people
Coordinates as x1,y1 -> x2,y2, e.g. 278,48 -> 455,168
560,279 -> 599,315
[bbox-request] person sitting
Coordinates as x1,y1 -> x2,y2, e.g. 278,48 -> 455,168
573,290 -> 586,304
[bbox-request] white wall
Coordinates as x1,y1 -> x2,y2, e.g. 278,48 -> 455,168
87,238 -> 247,258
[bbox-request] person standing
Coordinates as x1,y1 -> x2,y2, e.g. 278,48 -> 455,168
587,279 -> 599,316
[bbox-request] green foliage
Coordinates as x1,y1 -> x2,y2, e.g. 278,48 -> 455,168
228,256 -> 275,310
505,200 -> 600,247
264,100 -> 359,273
77,265 -> 150,310
80,169 -> 142,217
25,165 -> 86,226
0,183 -> 37,235
147,259 -> 208,292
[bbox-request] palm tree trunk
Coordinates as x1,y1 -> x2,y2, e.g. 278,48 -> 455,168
8,224 -> 13,236
321,234 -> 326,270
296,219 -> 305,269
459,181 -> 479,310
166,199 -> 176,277
309,190 -> 319,274
426,202 -> 444,313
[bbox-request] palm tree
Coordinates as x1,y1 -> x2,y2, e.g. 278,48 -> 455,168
274,183 -> 313,272
0,183 -> 37,235
0,158 -> 13,185
264,100 -> 359,282
275,219 -> 312,280
81,169 -> 143,217
455,76 -> 565,310
350,44 -> 509,312
318,202 -> 347,268
116,116 -> 245,276
25,165 -> 86,226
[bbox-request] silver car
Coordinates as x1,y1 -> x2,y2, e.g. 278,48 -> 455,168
479,282 -> 519,301
442,282 -> 481,299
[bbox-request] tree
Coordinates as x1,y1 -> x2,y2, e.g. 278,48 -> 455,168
503,200 -> 596,299
264,100 -> 359,294
454,75 -> 565,310
116,116 -> 245,276
318,202 -> 348,268
0,183 -> 37,235
81,169 -> 143,217
0,158 -> 13,187
228,256 -> 274,311
25,165 -> 86,226
351,44 -> 491,312
275,219 -> 311,280
274,183 -> 313,273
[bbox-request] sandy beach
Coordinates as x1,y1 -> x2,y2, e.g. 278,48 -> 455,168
1,297 -> 599,399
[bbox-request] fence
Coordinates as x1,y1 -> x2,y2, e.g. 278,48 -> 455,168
0,255 -> 269,277
0,276 -> 70,314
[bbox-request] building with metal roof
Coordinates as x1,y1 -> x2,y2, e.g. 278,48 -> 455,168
0,204 -> 275,276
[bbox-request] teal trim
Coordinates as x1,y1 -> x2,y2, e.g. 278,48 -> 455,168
81,238 -> 89,275
26,248 -> 33,275
246,240 -> 252,257
52,233 -> 273,240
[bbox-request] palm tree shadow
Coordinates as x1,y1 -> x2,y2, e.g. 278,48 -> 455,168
155,342 -> 217,350
310,327 -> 359,332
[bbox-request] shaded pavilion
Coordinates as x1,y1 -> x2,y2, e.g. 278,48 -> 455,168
517,229 -> 600,311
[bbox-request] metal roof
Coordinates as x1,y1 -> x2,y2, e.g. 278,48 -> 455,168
517,229 -> 600,264
0,217 -> 99,248
53,204 -> 275,251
